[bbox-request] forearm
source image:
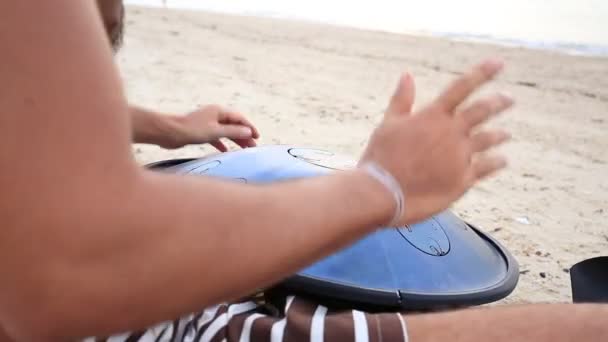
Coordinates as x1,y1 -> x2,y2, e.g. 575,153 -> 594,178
0,1 -> 393,337
407,303 -> 608,342
4,167 -> 393,340
130,105 -> 181,147
131,169 -> 393,296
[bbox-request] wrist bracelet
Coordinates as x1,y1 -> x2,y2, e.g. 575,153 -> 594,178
359,161 -> 405,227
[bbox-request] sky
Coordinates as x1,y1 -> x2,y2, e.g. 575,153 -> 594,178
125,0 -> 608,55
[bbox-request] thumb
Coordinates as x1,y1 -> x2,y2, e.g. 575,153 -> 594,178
386,73 -> 416,117
216,124 -> 253,140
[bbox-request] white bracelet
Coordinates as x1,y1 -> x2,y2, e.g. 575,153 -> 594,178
359,161 -> 405,227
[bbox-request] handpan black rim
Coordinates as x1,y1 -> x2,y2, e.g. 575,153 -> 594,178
146,158 -> 198,170
277,223 -> 519,311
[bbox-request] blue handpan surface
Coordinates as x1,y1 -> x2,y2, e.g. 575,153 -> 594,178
153,145 -> 519,309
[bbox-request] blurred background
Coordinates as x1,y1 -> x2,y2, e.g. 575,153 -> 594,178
125,0 -> 608,56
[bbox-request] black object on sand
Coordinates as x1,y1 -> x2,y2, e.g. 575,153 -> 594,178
570,256 -> 608,303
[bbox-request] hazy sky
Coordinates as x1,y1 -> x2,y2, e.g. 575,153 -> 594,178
126,0 -> 608,47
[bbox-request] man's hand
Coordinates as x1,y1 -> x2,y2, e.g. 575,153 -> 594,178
166,105 -> 260,150
360,59 -> 513,224
131,105 -> 260,151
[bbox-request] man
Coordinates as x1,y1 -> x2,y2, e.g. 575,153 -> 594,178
0,1 -> 606,341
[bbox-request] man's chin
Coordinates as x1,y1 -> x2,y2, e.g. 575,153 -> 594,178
110,27 -> 124,52
110,5 -> 125,52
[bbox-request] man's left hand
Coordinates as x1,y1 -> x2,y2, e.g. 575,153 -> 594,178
167,105 -> 260,151
132,105 -> 260,151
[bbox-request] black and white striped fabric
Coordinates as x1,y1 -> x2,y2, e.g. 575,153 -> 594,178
85,295 -> 409,342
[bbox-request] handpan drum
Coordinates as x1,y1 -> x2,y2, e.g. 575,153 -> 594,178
147,145 -> 519,310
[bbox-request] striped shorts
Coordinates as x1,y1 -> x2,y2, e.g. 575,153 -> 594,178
87,295 -> 409,342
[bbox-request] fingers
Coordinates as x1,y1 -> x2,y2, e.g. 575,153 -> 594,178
470,130 -> 511,153
210,140 -> 228,152
386,73 -> 416,117
210,137 -> 255,152
459,93 -> 513,131
219,110 -> 260,139
230,137 -> 257,149
436,59 -> 504,112
468,155 -> 508,184
216,124 -> 254,140
217,110 -> 259,149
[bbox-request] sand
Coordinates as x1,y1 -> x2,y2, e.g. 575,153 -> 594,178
119,5 -> 608,305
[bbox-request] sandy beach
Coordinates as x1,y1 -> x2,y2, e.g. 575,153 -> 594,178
120,5 -> 608,305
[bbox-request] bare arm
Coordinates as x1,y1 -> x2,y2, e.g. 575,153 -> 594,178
0,1 -> 511,341
0,3 -> 391,339
406,304 -> 608,342
130,105 -> 182,147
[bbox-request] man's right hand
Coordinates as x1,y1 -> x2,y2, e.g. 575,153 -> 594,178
360,59 -> 514,225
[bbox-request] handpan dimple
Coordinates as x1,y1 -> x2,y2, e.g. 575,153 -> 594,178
186,160 -> 221,174
288,148 -> 357,171
397,218 -> 451,256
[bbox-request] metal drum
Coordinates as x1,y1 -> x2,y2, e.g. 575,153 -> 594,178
147,145 -> 519,310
